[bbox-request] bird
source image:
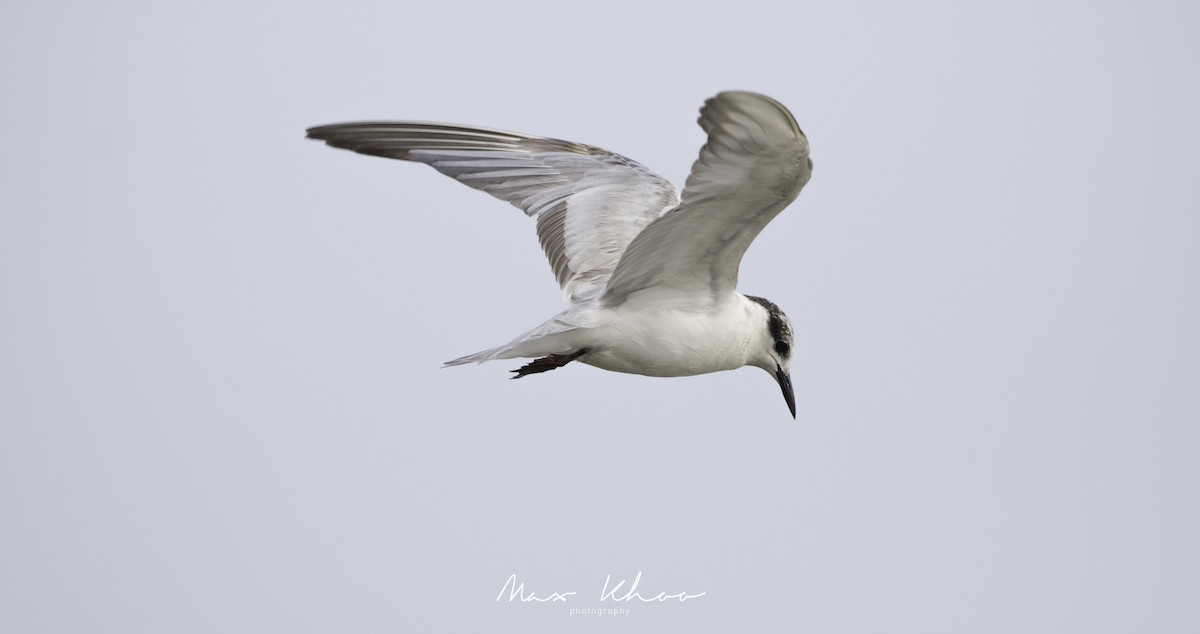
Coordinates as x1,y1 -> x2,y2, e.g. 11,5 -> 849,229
306,91 -> 812,417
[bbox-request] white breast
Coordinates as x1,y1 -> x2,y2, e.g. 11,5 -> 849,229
580,295 -> 762,377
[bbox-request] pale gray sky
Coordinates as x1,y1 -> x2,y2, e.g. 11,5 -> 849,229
2,1 -> 1197,632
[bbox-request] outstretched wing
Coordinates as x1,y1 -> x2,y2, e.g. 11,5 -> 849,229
306,122 -> 679,303
603,91 -> 812,304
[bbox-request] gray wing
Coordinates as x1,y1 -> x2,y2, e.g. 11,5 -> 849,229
603,91 -> 812,304
306,122 -> 679,303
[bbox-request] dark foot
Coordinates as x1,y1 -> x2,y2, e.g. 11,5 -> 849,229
510,349 -> 589,379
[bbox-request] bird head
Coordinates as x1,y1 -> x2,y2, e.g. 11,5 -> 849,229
745,295 -> 796,418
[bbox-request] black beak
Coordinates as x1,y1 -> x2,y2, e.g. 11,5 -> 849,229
775,364 -> 796,419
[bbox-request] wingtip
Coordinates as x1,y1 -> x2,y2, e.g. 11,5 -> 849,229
699,91 -> 805,140
305,124 -> 332,141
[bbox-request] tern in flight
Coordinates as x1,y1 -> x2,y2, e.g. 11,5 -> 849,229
307,91 -> 812,417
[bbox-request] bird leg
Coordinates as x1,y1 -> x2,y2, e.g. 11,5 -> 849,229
510,349 -> 589,379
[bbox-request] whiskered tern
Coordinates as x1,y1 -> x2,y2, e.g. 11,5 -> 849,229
307,91 -> 812,417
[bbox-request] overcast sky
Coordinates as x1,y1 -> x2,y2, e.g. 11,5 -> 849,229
2,1 -> 1198,632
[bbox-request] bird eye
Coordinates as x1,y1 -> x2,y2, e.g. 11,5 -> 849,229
774,341 -> 790,355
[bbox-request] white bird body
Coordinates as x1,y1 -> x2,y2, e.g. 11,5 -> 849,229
453,292 -> 772,378
308,91 -> 812,416
585,295 -> 772,377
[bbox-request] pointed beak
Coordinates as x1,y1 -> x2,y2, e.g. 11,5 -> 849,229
775,364 -> 796,419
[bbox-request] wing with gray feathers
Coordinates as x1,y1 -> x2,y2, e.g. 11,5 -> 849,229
306,122 -> 679,303
603,91 -> 812,304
